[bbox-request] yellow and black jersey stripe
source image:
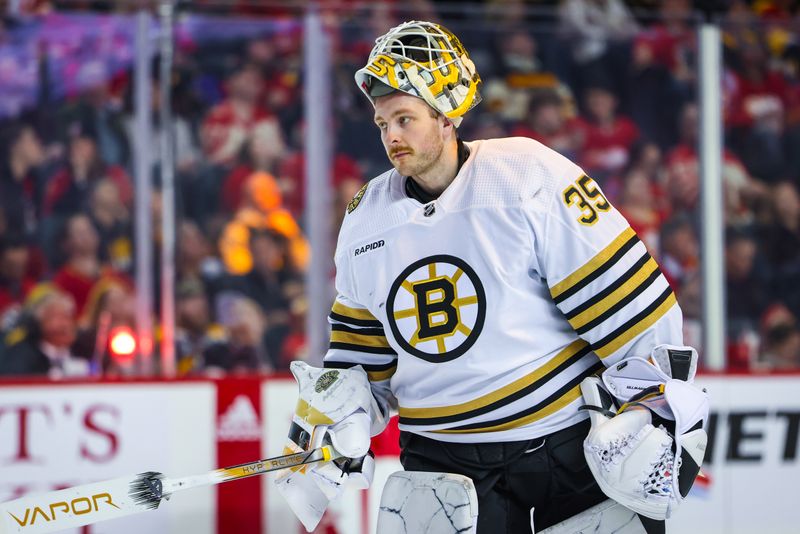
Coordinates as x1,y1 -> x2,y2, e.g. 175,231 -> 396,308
550,227 -> 640,305
323,358 -> 398,382
328,301 -> 396,355
549,227 -> 677,361
325,299 -> 398,382
330,323 -> 395,355
329,300 -> 383,328
398,339 -> 601,432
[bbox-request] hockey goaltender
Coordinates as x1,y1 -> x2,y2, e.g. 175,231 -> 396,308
274,20 -> 709,534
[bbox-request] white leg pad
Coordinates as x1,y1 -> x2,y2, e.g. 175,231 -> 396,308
535,500 -> 647,534
377,471 -> 478,534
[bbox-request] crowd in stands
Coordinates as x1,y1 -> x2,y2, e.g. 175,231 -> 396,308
1,0 -> 800,379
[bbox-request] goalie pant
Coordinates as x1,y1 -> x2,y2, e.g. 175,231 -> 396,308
400,419 -> 605,533
400,419 -> 665,534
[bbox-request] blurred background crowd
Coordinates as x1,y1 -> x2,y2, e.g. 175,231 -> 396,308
1,0 -> 800,379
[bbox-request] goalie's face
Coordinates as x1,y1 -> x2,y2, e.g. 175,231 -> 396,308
373,92 -> 449,179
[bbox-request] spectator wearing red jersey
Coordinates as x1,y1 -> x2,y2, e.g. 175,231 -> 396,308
200,62 -> 286,168
278,151 -> 363,219
574,81 -> 639,181
666,102 -> 765,224
43,119 -> 132,218
627,0 -> 696,149
616,168 -> 667,257
51,213 -> 126,318
725,39 -> 791,183
632,0 -> 695,80
511,90 -> 581,160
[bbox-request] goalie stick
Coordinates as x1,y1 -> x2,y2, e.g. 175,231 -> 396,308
0,445 -> 341,534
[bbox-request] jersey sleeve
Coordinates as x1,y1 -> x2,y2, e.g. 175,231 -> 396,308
531,171 -> 683,367
322,270 -> 398,433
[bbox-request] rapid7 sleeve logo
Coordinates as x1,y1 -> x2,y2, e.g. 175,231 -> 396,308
562,175 -> 611,226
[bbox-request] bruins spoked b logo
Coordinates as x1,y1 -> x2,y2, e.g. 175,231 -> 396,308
387,255 -> 486,363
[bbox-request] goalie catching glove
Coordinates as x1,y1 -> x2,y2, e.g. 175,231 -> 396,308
274,361 -> 383,532
580,344 -> 709,521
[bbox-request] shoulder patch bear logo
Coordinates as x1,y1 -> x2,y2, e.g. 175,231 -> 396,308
347,183 -> 368,214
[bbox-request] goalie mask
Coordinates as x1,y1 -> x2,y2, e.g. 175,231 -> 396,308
354,20 -> 482,127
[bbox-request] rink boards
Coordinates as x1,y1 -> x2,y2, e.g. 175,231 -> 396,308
0,374 -> 797,533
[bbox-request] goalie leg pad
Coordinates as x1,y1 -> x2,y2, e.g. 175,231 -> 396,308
534,499 -> 648,534
377,471 -> 479,534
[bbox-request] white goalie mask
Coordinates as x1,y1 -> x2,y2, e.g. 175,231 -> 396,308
354,20 -> 482,127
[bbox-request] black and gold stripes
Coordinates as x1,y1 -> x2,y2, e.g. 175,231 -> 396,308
327,300 -> 397,382
549,227 -> 677,360
329,301 -> 382,328
432,362 -> 602,434
330,323 -> 395,355
549,227 -> 639,305
398,339 -> 596,428
591,286 -> 677,359
324,358 -> 397,382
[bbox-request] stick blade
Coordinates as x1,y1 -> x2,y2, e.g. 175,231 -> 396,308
0,472 -> 165,534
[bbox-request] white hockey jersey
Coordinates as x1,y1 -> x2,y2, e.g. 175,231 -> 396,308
323,137 -> 683,443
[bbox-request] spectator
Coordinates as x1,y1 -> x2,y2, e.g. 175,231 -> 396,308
511,90 -> 581,159
0,235 -> 35,329
200,62 -> 286,167
725,230 -> 770,330
762,181 -> 800,267
632,0 -> 695,83
725,38 -> 791,183
219,171 -> 309,275
177,220 -> 225,300
0,285 -> 88,377
0,120 -> 47,237
616,168 -> 665,255
56,66 -> 130,168
761,323 -> 800,368
659,214 -> 699,292
628,0 -> 695,149
43,119 -> 133,218
761,181 -> 800,315
228,230 -> 301,369
604,141 -> 668,202
75,277 -> 136,374
52,213 -> 124,317
213,293 -> 268,374
87,179 -> 133,273
278,149 -> 364,219
574,81 -> 640,181
759,304 -> 800,369
222,131 -> 287,214
558,0 -> 638,94
482,30 -> 568,122
124,77 -> 200,180
175,278 -> 228,376
666,102 -> 764,223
